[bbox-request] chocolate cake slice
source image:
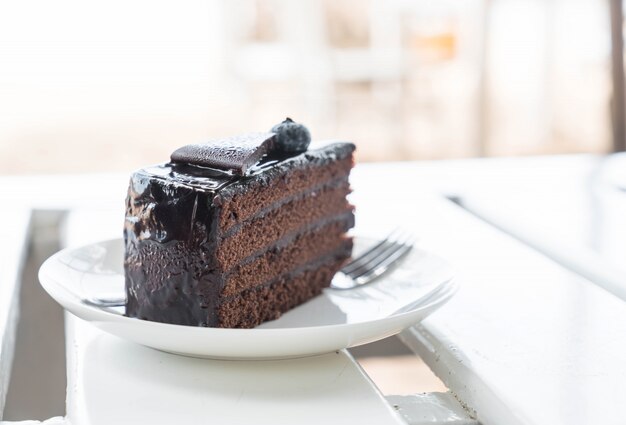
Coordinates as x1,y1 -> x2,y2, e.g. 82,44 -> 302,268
124,120 -> 355,328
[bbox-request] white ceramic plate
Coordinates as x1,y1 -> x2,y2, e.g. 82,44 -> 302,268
39,237 -> 456,360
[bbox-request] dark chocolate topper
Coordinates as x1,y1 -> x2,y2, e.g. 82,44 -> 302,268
170,132 -> 276,175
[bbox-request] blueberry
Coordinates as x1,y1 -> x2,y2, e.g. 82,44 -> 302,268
270,118 -> 311,153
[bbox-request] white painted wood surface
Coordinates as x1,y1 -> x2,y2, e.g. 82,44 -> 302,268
64,314 -> 404,425
0,210 -> 31,419
3,155 -> 626,424
351,161 -> 626,425
387,393 -> 477,425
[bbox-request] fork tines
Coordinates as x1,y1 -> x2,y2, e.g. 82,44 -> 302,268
338,228 -> 416,288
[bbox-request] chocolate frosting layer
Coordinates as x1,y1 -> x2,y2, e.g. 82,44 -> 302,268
170,132 -> 276,175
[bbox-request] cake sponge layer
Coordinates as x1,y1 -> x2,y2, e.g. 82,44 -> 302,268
218,156 -> 353,232
217,181 -> 352,270
217,253 -> 349,328
222,218 -> 354,296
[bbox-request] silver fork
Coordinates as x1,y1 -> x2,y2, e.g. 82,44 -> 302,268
330,229 -> 416,290
84,229 -> 415,307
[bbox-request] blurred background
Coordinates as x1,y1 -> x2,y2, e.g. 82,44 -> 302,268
0,0 -> 616,174
3,1 -> 626,420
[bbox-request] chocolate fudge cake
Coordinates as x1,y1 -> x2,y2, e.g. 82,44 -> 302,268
124,119 -> 355,328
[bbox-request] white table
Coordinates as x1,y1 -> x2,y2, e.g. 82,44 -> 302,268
2,155 -> 626,425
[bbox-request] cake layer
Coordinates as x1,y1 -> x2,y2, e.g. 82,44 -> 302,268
219,155 -> 353,232
217,182 -> 352,270
222,218 -> 354,297
221,175 -> 350,236
217,254 -> 349,328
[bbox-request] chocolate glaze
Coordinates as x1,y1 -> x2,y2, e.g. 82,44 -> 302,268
124,141 -> 356,327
